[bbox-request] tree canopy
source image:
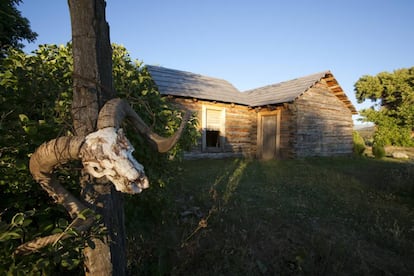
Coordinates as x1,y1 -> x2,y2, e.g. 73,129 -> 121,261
0,0 -> 37,56
354,67 -> 414,146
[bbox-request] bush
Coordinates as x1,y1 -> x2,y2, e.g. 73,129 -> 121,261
352,131 -> 366,156
0,44 -> 198,274
372,143 -> 386,159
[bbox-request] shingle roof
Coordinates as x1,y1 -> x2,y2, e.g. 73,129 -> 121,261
244,71 -> 329,106
146,65 -> 357,114
146,65 -> 249,105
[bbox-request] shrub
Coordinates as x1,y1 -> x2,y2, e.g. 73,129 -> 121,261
372,143 -> 386,159
0,44 -> 198,274
352,131 -> 366,156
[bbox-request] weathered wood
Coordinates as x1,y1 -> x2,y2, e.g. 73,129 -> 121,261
68,0 -> 125,275
291,82 -> 354,157
162,73 -> 354,159
173,98 -> 257,158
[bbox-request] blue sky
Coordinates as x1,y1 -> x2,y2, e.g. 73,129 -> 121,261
20,1 -> 414,122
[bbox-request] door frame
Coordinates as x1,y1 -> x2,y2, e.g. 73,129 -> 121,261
257,110 -> 281,159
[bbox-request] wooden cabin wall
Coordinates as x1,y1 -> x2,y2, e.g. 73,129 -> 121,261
292,82 -> 354,157
225,105 -> 257,156
170,98 -> 257,159
279,105 -> 296,158
166,81 -> 354,160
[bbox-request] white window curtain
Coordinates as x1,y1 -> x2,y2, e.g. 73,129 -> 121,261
206,109 -> 222,130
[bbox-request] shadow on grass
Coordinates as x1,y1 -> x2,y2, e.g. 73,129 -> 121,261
127,157 -> 414,275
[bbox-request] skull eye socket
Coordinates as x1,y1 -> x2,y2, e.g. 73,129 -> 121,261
92,166 -> 102,173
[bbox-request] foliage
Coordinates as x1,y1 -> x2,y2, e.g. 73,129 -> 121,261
372,143 -> 386,159
0,43 -> 197,274
111,45 -> 199,177
129,158 -> 414,275
362,108 -> 413,146
0,0 -> 37,57
0,45 -> 80,273
1,211 -> 85,275
355,67 -> 414,146
352,130 -> 365,156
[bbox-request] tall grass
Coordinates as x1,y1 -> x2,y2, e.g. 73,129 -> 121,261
126,157 -> 414,275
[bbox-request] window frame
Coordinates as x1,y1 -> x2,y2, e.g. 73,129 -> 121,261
202,105 -> 226,152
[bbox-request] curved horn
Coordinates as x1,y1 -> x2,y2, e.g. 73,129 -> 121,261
97,98 -> 189,153
19,137 -> 95,256
29,136 -> 87,218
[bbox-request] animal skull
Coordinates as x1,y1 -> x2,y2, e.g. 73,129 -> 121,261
80,127 -> 149,194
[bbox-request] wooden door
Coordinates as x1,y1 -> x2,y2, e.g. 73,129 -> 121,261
262,115 -> 276,159
258,112 -> 280,159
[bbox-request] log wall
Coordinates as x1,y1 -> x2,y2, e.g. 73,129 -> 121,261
279,105 -> 295,158
291,81 -> 354,157
168,79 -> 354,160
171,98 -> 257,159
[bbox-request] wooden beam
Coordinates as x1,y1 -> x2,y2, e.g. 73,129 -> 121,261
324,76 -> 336,82
329,84 -> 341,90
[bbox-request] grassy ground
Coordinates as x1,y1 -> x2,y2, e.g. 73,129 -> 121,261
126,157 -> 414,275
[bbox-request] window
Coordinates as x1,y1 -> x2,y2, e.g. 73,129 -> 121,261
202,105 -> 225,151
206,130 -> 220,147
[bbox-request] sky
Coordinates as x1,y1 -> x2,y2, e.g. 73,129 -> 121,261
20,0 -> 414,123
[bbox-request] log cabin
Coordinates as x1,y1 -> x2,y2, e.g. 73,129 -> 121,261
146,65 -> 357,159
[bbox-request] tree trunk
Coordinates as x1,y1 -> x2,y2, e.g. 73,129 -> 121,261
68,0 -> 125,275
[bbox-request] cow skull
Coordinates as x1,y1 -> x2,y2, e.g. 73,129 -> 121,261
80,127 -> 149,194
20,98 -> 188,255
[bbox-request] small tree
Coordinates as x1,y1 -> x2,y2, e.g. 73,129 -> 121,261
354,67 -> 414,146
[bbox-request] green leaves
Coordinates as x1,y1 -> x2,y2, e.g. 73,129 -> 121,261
0,209 -> 85,275
354,67 -> 414,146
0,0 -> 37,56
352,131 -> 365,156
354,75 -> 383,103
0,43 -> 78,274
11,213 -> 25,226
0,212 -> 31,242
0,231 -> 22,241
0,42 -> 198,274
0,213 -> 29,243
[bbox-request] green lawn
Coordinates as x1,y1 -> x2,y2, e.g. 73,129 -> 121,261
126,157 -> 414,275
